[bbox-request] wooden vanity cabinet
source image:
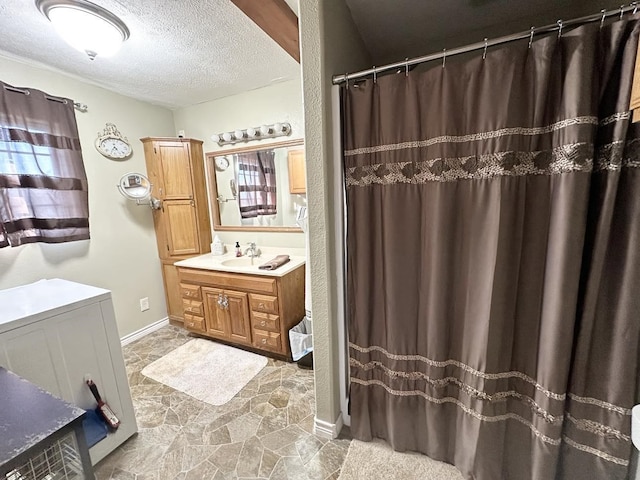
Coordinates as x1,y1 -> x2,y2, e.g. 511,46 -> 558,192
141,137 -> 212,325
177,265 -> 305,359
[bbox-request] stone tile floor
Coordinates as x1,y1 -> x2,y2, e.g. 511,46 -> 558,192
94,325 -> 351,480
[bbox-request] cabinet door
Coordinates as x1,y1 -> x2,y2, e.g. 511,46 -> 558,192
287,149 -> 306,194
164,200 -> 200,256
157,143 -> 194,199
203,287 -> 228,339
162,262 -> 184,323
226,290 -> 252,345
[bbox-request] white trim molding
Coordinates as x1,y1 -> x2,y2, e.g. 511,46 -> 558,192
120,317 -> 169,346
314,413 -> 344,439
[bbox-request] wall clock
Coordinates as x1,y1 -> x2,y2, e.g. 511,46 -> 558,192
215,156 -> 230,171
95,123 -> 132,160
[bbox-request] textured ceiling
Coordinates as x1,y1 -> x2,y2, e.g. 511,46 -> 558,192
0,0 -> 627,109
344,0 -> 626,65
0,0 -> 301,109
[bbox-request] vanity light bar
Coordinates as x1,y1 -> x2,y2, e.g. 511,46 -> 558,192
211,122 -> 292,146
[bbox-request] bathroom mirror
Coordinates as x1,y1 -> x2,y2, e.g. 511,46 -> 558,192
206,139 -> 306,232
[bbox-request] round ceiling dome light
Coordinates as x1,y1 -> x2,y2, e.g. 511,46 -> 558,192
36,0 -> 130,60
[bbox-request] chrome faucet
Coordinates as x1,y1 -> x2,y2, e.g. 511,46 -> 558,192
244,242 -> 259,258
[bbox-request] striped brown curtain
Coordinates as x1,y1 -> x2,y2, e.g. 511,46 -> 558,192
0,81 -> 89,247
235,150 -> 277,219
343,19 -> 640,480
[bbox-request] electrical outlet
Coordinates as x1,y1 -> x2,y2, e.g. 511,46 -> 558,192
140,297 -> 149,312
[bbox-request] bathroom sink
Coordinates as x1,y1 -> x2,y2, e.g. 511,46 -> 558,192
221,257 -> 259,267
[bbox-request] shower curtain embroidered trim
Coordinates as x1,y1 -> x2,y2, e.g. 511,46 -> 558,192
562,436 -> 629,466
350,358 -> 563,422
351,378 -> 561,445
343,115 -> 600,157
351,358 -> 632,441
350,342 -> 564,399
345,139 -> 640,187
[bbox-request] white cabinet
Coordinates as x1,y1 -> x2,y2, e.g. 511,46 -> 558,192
0,279 -> 137,465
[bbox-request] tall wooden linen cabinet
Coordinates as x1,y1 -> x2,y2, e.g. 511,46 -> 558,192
141,137 -> 212,325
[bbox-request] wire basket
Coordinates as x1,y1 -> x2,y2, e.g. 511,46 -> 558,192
4,431 -> 85,480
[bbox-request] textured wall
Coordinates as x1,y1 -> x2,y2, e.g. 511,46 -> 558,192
0,54 -> 175,337
172,78 -> 306,249
299,0 -> 371,430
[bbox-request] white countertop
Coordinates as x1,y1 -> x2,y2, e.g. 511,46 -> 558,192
0,279 -> 111,330
175,248 -> 305,277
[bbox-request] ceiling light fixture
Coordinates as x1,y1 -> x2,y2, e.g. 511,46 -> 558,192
36,0 -> 130,60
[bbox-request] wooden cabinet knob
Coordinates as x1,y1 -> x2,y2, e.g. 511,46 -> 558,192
261,320 -> 266,327
261,338 -> 267,344
259,303 -> 265,309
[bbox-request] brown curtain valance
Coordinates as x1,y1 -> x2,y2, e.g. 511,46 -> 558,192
344,18 -> 640,480
0,81 -> 89,247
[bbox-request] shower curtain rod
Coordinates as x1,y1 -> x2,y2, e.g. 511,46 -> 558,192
332,3 -> 639,85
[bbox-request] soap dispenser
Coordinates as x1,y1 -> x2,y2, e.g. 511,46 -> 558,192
235,241 -> 242,257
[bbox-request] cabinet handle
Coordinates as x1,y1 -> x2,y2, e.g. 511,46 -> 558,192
261,320 -> 266,327
217,294 -> 229,310
190,200 -> 195,207
261,338 -> 267,344
258,303 -> 265,309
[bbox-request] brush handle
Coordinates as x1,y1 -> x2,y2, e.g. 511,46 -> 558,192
87,380 -> 103,404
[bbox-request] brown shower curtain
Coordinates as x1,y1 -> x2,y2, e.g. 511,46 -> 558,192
235,150 -> 277,218
344,19 -> 640,480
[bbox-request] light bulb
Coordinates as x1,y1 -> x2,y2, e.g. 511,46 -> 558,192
260,125 -> 270,135
222,132 -> 232,142
247,127 -> 257,138
211,133 -> 220,143
234,129 -> 245,140
274,123 -> 283,133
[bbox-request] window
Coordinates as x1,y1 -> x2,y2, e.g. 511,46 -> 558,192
235,150 -> 277,219
0,81 -> 89,248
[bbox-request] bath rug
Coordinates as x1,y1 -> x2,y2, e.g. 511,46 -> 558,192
338,439 -> 464,480
141,338 -> 267,406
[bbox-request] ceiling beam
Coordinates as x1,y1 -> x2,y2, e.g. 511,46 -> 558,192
230,0 -> 300,63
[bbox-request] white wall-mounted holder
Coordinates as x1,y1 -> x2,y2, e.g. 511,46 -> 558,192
117,172 -> 162,209
211,122 -> 292,147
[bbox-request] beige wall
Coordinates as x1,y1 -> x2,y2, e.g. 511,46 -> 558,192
172,78 -> 306,249
299,0 -> 371,432
0,54 -> 175,337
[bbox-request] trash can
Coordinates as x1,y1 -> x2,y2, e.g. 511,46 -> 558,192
289,316 -> 313,368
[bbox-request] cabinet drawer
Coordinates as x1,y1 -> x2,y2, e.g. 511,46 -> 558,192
250,294 -> 279,315
251,312 -> 281,333
184,313 -> 205,332
253,329 -> 282,352
180,283 -> 201,300
178,268 -> 277,295
182,298 -> 204,316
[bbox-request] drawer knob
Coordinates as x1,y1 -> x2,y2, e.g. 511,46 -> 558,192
261,320 -> 266,327
259,303 -> 265,309
261,338 -> 267,344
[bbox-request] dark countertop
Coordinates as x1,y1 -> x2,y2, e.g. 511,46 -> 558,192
0,367 -> 86,468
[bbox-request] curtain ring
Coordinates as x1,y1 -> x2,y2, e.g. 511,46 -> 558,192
482,38 -> 488,60
620,4 -> 625,19
405,58 -> 409,77
634,2 -> 639,15
557,20 -> 563,39
373,66 -> 377,84
442,49 -> 446,68
600,9 -> 607,29
345,73 -> 349,89
528,27 -> 535,48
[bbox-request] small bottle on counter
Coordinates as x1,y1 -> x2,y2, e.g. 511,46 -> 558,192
235,241 -> 242,257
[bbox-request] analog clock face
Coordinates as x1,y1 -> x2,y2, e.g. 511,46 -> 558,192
215,156 -> 230,171
96,137 -> 132,159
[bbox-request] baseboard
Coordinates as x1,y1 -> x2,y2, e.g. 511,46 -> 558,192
314,413 -> 344,439
120,317 -> 169,346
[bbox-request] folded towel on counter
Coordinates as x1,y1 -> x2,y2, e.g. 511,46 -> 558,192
259,255 -> 290,270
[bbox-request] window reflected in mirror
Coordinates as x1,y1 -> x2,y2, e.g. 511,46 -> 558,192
206,139 -> 306,232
